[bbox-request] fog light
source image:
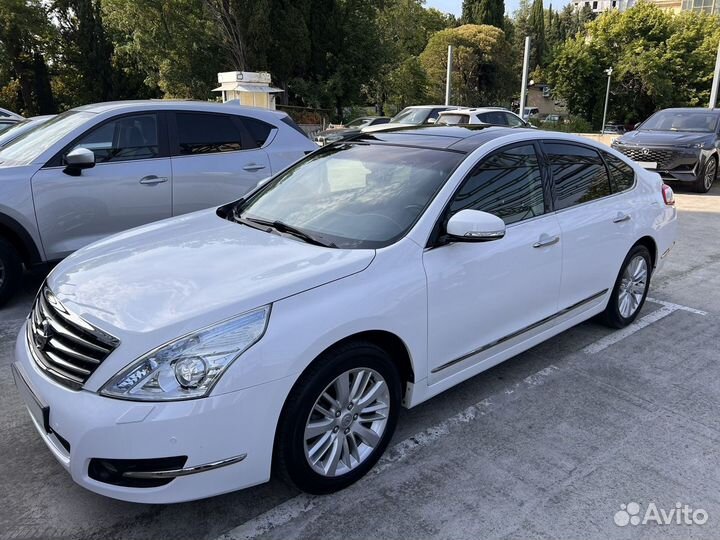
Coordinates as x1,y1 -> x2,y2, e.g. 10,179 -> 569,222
174,356 -> 207,388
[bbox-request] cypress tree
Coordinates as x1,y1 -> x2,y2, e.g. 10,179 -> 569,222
528,0 -> 545,68
462,0 -> 505,29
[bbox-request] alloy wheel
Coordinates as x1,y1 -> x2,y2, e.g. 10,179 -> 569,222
618,255 -> 648,319
304,367 -> 390,477
705,159 -> 716,191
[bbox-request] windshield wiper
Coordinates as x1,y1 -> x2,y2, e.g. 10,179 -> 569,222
240,216 -> 336,248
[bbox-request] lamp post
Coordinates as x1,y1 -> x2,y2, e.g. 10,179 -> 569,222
601,67 -> 613,134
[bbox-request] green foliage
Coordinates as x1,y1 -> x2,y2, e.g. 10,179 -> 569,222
528,0 -> 545,68
462,0 -> 505,29
548,2 -> 720,127
420,24 -> 515,106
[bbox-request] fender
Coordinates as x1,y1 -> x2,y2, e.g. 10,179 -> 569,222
0,213 -> 42,263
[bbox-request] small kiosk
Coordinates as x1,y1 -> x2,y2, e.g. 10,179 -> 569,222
212,71 -> 283,109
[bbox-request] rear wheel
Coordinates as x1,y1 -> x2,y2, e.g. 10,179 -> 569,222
274,341 -> 401,494
599,245 -> 652,329
0,238 -> 22,307
693,156 -> 716,193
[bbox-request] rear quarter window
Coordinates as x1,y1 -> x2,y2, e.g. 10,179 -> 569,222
603,152 -> 635,193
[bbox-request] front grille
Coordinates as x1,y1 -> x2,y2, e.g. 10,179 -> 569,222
616,146 -> 677,169
28,287 -> 119,390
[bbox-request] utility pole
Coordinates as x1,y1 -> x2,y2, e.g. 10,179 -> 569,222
519,37 -> 530,120
445,45 -> 453,106
602,67 -> 613,133
710,40 -> 720,108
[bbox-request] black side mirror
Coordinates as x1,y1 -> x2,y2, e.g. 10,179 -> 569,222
63,147 -> 95,176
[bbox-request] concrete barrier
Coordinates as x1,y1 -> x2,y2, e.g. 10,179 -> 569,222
571,133 -> 618,147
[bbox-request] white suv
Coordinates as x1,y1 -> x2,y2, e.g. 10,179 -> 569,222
13,126 -> 676,503
0,101 -> 315,304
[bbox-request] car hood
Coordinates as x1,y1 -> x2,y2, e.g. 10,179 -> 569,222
619,130 -> 714,146
47,210 -> 375,335
316,127 -> 359,138
362,123 -> 413,133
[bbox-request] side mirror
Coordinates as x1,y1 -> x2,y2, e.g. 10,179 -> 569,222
446,209 -> 506,242
426,117 -> 437,124
63,147 -> 95,176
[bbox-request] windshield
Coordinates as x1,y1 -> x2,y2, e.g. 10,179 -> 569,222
390,107 -> 430,124
346,118 -> 372,128
438,114 -> 469,125
0,117 -> 50,147
0,111 -> 94,165
235,143 -> 463,249
640,110 -> 719,133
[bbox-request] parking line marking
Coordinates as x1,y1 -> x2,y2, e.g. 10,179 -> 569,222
646,297 -> 708,316
218,367 -> 560,540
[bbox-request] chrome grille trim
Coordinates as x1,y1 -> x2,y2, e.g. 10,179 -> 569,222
616,146 -> 678,169
28,286 -> 119,390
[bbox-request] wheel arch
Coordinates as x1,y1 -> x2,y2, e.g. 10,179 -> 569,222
0,213 -> 41,265
633,235 -> 657,269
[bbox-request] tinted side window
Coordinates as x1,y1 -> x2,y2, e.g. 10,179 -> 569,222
503,112 -> 525,127
72,114 -> 159,163
176,113 -> 243,155
449,144 -> 545,225
544,143 -> 611,209
240,116 -> 273,148
603,152 -> 635,193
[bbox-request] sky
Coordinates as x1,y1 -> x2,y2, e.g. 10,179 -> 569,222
426,0 -> 571,17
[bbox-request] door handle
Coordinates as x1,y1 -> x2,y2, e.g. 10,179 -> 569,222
139,175 -> 168,185
243,163 -> 266,172
533,235 -> 560,248
613,213 -> 631,223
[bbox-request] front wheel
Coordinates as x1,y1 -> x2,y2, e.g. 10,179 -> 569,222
693,156 -> 716,193
274,341 -> 401,494
599,245 -> 652,329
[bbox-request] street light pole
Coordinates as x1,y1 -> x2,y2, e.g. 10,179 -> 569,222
602,67 -> 613,134
519,37 -> 531,119
710,40 -> 720,108
445,45 -> 453,106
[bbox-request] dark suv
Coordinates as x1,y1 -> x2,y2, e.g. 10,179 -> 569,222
612,108 -> 720,192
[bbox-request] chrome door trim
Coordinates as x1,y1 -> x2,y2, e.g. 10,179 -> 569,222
431,288 -> 609,374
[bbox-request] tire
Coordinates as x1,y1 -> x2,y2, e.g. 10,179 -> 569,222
0,238 -> 22,307
274,341 -> 401,494
599,245 -> 652,329
693,156 -> 716,193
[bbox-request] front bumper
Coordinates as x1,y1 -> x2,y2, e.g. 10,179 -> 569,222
614,144 -> 706,183
13,324 -> 294,503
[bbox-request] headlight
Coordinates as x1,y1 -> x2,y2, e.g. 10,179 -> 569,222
100,306 -> 271,401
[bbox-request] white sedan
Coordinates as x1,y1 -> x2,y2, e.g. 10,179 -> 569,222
13,126 -> 677,503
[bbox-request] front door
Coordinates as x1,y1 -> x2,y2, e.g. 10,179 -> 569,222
423,143 -> 562,380
31,112 -> 172,260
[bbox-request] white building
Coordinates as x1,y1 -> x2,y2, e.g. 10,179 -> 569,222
212,71 -> 283,109
572,0 -> 635,12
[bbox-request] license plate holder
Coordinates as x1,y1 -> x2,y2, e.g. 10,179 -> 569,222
12,363 -> 50,434
636,161 -> 657,169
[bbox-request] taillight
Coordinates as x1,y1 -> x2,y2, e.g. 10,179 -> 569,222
662,184 -> 675,206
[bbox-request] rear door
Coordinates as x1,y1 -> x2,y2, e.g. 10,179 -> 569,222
169,111 -> 272,215
542,141 -> 636,310
31,111 -> 172,260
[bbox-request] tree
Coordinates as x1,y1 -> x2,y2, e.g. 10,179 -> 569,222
462,0 -> 504,29
388,56 -> 429,109
53,0 -> 115,104
528,0 -> 544,68
103,0 -> 225,99
420,24 -> 515,106
548,3 -> 720,127
0,0 -> 57,114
